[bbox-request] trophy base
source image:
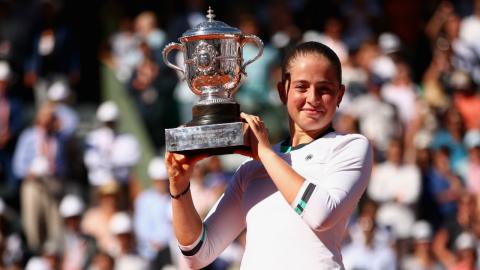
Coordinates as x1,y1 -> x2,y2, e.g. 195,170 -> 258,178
165,122 -> 249,155
188,103 -> 240,126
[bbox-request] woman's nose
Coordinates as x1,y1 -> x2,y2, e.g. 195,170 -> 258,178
306,88 -> 321,104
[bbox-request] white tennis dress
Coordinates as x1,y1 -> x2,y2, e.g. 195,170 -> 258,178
180,131 -> 373,270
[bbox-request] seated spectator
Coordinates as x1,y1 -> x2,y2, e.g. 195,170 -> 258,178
342,215 -> 397,270
427,147 -> 463,222
87,250 -> 114,270
109,212 -> 147,270
0,61 -> 23,200
401,220 -> 443,270
345,75 -> 400,159
84,101 -> 140,209
25,240 -> 62,270
463,130 -> 480,194
368,139 -> 421,237
0,198 -> 23,269
46,80 -> 79,137
431,107 -> 468,178
59,194 -> 96,270
134,157 -> 174,269
434,231 -> 478,270
84,101 -> 140,187
381,60 -> 419,127
81,181 -> 120,255
23,0 -> 80,108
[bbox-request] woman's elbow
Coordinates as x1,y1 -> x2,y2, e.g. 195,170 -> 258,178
304,211 -> 338,232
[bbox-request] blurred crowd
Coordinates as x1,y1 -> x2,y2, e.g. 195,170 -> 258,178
1,0 -> 480,269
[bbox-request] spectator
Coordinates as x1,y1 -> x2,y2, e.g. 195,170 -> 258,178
368,139 -> 421,208
427,147 -> 463,223
463,129 -> 480,194
59,194 -> 96,270
88,250 -> 114,270
401,220 -> 443,270
381,60 -> 419,127
342,215 -> 397,270
110,17 -> 141,82
128,40 -> 178,149
0,61 -> 23,203
23,0 -> 80,107
0,198 -> 23,269
431,195 -> 478,269
81,181 -> 120,255
12,103 -> 68,251
434,231 -> 478,270
25,240 -> 62,270
46,79 -> 79,138
236,12 -> 280,114
134,157 -> 174,269
451,71 -> 480,131
345,75 -> 400,158
109,212 -> 147,270
431,107 -> 468,178
134,11 -> 166,63
83,101 -> 140,201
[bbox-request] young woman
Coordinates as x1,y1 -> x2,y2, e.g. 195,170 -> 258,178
165,41 -> 373,269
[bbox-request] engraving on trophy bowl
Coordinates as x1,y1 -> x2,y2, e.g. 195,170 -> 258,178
192,41 -> 217,75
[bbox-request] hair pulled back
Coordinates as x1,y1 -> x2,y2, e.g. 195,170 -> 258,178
281,41 -> 342,84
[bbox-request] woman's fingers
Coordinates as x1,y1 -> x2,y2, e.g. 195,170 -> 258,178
240,112 -> 263,135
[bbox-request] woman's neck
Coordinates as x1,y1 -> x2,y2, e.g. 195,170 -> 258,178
290,122 -> 333,147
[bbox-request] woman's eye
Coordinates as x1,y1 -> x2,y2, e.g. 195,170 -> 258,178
294,85 -> 307,91
318,87 -> 333,94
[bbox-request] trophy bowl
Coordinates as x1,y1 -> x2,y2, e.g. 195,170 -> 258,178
163,7 -> 263,155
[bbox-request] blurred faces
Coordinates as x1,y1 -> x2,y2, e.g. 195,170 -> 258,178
279,54 -> 344,136
35,104 -> 59,134
386,139 -> 404,165
433,148 -> 451,173
152,180 -> 169,194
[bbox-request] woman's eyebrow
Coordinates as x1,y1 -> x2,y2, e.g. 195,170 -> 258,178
291,79 -> 309,84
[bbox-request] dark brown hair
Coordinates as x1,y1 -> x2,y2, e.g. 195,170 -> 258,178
281,41 -> 342,84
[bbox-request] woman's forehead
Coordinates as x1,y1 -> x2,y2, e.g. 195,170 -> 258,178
289,56 -> 338,81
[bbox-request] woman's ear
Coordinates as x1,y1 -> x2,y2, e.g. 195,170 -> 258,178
277,82 -> 287,105
336,84 -> 346,107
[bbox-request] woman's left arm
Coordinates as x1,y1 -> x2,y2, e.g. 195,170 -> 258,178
241,113 -> 373,231
240,113 -> 305,203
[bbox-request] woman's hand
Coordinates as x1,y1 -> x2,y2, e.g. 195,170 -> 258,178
239,112 -> 272,160
165,152 -> 207,195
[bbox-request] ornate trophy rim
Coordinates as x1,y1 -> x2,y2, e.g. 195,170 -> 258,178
181,7 -> 242,39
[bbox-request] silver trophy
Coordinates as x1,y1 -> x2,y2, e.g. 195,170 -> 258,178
163,7 -> 263,155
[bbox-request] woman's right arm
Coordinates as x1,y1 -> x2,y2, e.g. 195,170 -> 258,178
165,152 -> 205,246
165,152 -> 248,269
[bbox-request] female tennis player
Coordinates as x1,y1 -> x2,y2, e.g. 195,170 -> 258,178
166,41 -> 373,269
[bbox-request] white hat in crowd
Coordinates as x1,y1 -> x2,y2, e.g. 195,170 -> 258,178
148,157 -> 168,181
0,61 -> 11,81
376,203 -> 415,239
464,129 -> 480,149
410,220 -> 433,243
96,101 -> 119,122
455,232 -> 477,251
59,194 -> 85,218
110,212 -> 132,235
25,257 -> 51,270
378,32 -> 401,54
47,80 -> 70,101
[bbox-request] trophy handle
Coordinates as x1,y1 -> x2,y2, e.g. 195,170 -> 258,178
162,42 -> 185,75
240,35 -> 264,75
